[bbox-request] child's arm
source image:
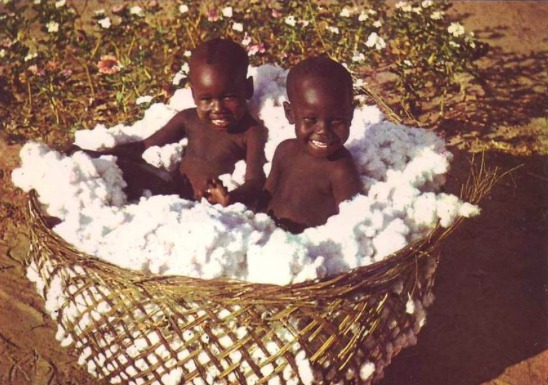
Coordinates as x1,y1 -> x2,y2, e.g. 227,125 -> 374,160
141,111 -> 188,149
68,111 -> 188,160
256,140 -> 288,212
231,125 -> 268,204
209,125 -> 268,207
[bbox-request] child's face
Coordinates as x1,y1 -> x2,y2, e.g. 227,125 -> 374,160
190,63 -> 252,130
284,77 -> 353,158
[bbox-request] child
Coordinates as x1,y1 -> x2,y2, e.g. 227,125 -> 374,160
261,56 -> 361,233
80,38 -> 267,207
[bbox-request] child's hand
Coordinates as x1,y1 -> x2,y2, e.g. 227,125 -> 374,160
62,143 -> 83,156
206,179 -> 230,207
62,144 -> 106,158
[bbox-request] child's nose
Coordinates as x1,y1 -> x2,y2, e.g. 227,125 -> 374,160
315,120 -> 330,134
211,99 -> 224,112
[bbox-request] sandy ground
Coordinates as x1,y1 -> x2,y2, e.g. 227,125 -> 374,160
0,2 -> 546,385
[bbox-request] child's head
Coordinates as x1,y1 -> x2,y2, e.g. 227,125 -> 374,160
189,38 -> 253,130
284,55 -> 354,158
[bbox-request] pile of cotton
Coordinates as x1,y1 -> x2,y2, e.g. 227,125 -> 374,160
12,64 -> 479,286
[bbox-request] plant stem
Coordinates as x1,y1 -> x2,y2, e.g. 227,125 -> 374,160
82,62 -> 96,96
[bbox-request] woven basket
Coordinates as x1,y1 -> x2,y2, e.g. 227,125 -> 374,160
24,165 -> 498,385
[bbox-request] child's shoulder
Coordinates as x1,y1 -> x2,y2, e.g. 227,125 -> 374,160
167,107 -> 198,126
244,120 -> 268,137
328,147 -> 360,178
273,138 -> 299,156
328,147 -> 356,166
238,117 -> 268,145
177,107 -> 198,120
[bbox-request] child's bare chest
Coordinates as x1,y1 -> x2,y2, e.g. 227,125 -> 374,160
280,155 -> 333,197
186,128 -> 246,164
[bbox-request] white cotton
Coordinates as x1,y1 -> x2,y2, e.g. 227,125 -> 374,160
168,88 -> 195,111
410,192 -> 438,229
247,229 -> 311,285
459,202 -> 480,218
13,63 -> 480,287
218,160 -> 246,190
405,295 -> 415,314
372,218 -> 409,260
142,139 -> 187,172
75,104 -> 178,151
436,193 -> 462,228
295,350 -> 314,385
359,362 -> 375,381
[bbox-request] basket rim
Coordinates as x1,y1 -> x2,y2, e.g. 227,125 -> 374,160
26,161 -> 499,302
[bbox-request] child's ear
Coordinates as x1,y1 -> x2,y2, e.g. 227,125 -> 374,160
245,76 -> 254,99
283,101 -> 295,124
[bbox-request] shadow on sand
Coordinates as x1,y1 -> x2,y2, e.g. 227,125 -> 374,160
380,149 -> 547,385
438,45 -> 547,134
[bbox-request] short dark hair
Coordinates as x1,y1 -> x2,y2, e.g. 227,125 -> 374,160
189,38 -> 249,79
286,55 -> 353,102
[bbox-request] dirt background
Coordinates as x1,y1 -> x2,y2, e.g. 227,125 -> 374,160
0,1 -> 546,385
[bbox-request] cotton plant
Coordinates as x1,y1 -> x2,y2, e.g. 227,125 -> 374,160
2,0 -> 488,144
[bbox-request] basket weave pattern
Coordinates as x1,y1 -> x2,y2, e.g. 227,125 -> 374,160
25,168 -> 495,385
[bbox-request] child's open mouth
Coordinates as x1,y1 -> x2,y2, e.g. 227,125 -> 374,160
310,139 -> 329,149
211,117 -> 230,127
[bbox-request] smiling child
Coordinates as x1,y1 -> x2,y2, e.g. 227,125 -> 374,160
261,56 -> 361,233
80,38 -> 267,206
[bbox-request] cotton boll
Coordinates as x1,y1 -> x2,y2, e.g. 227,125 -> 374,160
404,151 -> 448,188
359,361 -> 375,381
76,104 -> 178,152
55,324 -> 67,342
217,161 -> 247,191
231,160 -> 247,186
372,219 -> 409,260
138,103 -> 178,132
142,139 -> 187,172
248,64 -> 288,113
347,106 -> 383,144
259,106 -> 293,162
19,141 -> 52,162
405,295 -> 415,315
459,202 -> 480,218
168,88 -> 195,111
388,180 -> 420,213
295,350 -> 314,385
293,256 -> 327,283
45,275 -> 66,316
11,167 -> 34,192
247,229 -> 311,285
86,360 -> 97,376
74,124 -> 117,150
26,262 -> 46,295
72,152 -> 102,179
410,192 -> 438,230
436,193 -> 461,228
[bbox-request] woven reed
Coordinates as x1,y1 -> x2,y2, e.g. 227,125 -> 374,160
25,163 -> 500,385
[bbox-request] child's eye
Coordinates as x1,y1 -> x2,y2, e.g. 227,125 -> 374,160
200,97 -> 212,103
303,117 -> 317,123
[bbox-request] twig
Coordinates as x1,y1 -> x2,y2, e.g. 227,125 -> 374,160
307,0 -> 327,51
81,61 -> 96,96
526,171 -> 548,182
0,332 -> 19,349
